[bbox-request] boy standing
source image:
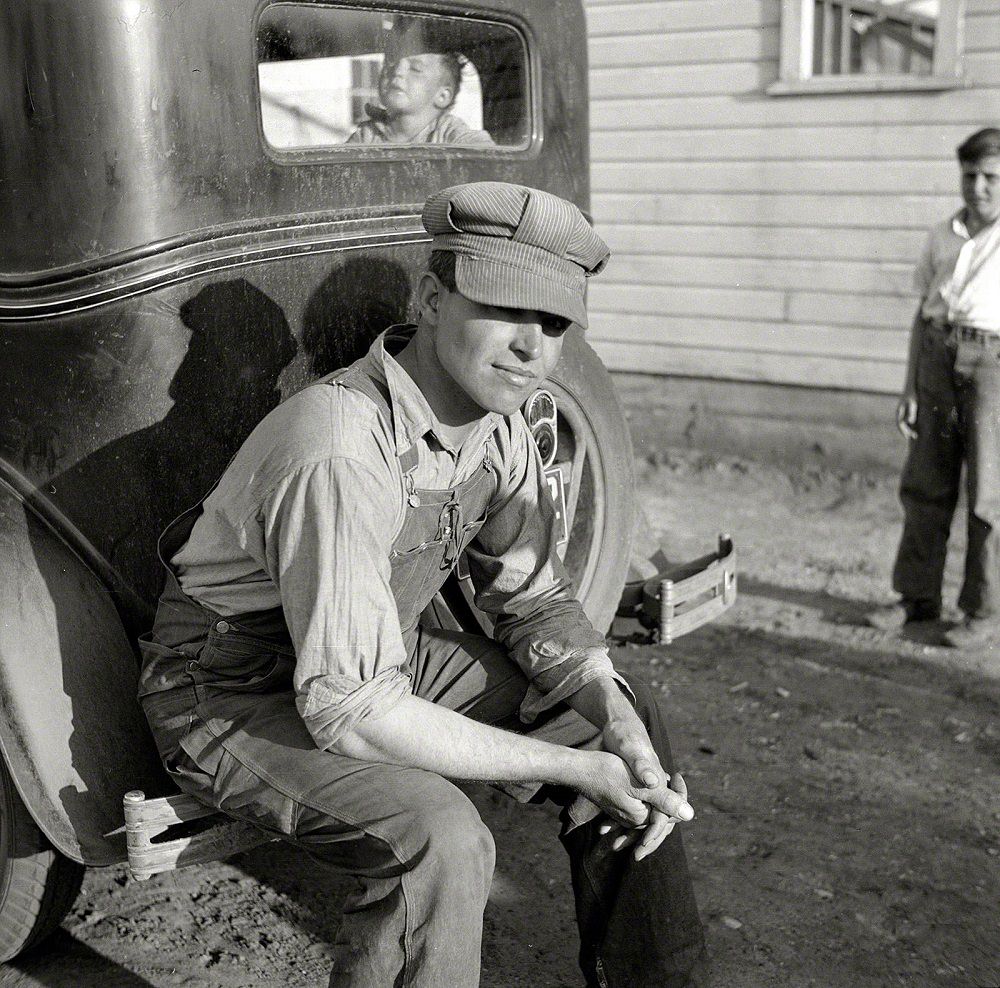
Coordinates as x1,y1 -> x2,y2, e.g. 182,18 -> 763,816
873,128 -> 1000,649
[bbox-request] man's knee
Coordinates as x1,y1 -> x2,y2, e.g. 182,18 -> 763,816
294,770 -> 495,893
406,787 -> 496,889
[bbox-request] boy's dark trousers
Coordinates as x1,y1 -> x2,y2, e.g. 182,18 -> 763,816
893,319 -> 1000,618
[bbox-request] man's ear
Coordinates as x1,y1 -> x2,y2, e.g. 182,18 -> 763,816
433,86 -> 453,110
417,272 -> 443,326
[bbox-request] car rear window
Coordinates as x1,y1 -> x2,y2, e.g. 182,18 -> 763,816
256,4 -> 530,153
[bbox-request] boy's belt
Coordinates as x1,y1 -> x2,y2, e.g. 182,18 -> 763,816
943,323 -> 999,344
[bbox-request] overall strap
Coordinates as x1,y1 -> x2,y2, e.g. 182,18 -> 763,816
327,366 -> 420,476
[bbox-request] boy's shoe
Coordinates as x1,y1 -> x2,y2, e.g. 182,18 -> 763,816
942,616 -> 1000,649
866,600 -> 940,631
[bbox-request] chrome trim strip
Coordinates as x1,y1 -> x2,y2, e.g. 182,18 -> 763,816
0,221 -> 431,321
1,204 -> 425,286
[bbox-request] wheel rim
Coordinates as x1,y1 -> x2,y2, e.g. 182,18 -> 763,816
543,381 -> 608,608
441,380 -> 612,635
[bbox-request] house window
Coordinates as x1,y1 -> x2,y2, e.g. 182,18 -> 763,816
771,0 -> 965,94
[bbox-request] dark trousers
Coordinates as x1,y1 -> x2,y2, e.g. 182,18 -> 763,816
144,624 -> 708,988
893,322 -> 1000,618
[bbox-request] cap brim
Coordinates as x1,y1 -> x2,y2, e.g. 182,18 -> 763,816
453,255 -> 589,329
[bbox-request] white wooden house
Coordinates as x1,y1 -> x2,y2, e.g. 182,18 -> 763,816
583,0 -> 999,465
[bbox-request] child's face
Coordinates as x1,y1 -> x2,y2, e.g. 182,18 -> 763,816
961,155 -> 1000,227
379,53 -> 452,117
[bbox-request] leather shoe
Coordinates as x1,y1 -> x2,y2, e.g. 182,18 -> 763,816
866,600 -> 940,631
942,616 -> 1000,649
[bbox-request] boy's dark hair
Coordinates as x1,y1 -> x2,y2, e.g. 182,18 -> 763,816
386,16 -> 463,109
428,250 -> 458,291
957,127 -> 1000,164
437,53 -> 463,106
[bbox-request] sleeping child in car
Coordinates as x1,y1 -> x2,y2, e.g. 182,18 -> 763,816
347,21 -> 495,148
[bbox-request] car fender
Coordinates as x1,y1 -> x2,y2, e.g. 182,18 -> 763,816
0,477 -> 167,866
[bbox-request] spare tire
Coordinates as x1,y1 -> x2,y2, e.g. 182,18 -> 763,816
438,328 -> 635,636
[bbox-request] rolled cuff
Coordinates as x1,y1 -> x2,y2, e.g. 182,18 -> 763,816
296,667 -> 412,750
519,650 -> 634,723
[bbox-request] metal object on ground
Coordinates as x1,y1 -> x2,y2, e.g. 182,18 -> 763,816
123,791 -> 272,882
638,534 -> 737,644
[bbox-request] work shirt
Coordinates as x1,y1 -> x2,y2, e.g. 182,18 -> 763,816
347,106 -> 495,148
170,327 -> 618,751
916,210 -> 1000,333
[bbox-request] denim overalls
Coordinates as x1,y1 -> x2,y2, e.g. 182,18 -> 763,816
140,359 -> 495,700
137,361 -> 707,988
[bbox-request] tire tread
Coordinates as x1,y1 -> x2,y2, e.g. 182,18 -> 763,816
0,761 -> 85,961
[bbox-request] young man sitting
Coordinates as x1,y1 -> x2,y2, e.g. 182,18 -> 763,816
138,181 -> 709,988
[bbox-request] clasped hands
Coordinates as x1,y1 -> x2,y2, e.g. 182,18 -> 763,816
585,719 -> 694,862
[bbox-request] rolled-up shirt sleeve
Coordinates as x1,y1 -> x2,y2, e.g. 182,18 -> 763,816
466,416 -> 630,721
257,456 -> 411,750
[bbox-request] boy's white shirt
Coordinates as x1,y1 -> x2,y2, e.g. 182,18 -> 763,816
916,210 -> 1000,333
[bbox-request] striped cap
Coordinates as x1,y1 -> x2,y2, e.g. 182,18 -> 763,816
421,182 -> 610,328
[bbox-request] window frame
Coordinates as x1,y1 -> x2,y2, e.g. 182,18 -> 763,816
768,0 -> 966,96
253,1 -> 539,161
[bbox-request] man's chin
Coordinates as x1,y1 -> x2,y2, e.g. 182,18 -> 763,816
490,394 -> 533,418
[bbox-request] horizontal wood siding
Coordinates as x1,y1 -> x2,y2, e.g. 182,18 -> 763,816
585,0 -> 1000,393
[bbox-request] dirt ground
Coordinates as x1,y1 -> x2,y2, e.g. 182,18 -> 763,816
5,448 -> 999,988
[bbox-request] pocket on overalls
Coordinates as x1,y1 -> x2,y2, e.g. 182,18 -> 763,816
391,540 -> 454,628
199,623 -> 294,692
138,636 -> 193,698
171,725 -> 299,837
456,512 -> 488,558
211,744 -> 298,836
391,537 -> 448,557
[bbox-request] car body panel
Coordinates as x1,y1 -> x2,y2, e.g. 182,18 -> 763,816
0,476 -> 167,864
1,0 -> 588,280
0,0 -> 607,864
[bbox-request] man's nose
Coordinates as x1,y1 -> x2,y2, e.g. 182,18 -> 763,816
512,323 -> 543,360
